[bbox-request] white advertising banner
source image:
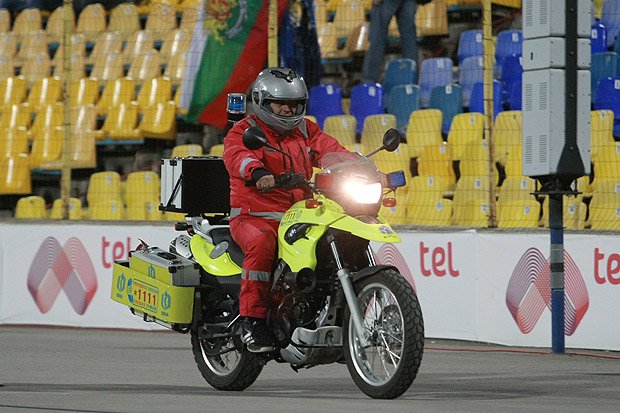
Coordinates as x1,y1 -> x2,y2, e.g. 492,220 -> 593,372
1,222 -> 619,350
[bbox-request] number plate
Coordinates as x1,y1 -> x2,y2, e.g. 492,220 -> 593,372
128,279 -> 159,313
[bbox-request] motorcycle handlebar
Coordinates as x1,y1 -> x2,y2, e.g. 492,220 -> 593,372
244,172 -> 308,191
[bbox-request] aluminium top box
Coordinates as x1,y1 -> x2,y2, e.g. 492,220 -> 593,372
129,246 -> 201,286
523,0 -> 590,39
160,156 -> 230,216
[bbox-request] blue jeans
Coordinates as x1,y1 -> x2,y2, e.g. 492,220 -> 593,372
362,0 -> 418,82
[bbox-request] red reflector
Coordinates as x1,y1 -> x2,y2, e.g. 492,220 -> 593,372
314,173 -> 333,190
305,199 -> 320,209
383,197 -> 397,207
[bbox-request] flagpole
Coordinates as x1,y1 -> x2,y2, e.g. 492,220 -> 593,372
268,0 -> 278,66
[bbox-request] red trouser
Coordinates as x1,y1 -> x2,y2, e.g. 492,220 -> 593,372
230,215 -> 279,319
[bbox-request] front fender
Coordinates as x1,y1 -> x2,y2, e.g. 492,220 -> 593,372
352,265 -> 399,284
331,215 -> 401,242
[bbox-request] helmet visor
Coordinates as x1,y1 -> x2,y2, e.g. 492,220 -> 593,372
264,99 -> 306,116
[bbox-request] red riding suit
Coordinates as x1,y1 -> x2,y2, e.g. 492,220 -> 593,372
222,115 -> 348,318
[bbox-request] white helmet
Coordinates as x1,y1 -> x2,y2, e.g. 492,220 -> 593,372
252,67 -> 308,135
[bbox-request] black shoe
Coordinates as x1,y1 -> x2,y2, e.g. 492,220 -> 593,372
241,317 -> 275,353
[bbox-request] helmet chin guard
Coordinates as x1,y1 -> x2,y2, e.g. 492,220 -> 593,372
252,67 -> 308,135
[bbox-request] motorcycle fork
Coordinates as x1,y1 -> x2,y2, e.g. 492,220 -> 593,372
327,233 -> 369,347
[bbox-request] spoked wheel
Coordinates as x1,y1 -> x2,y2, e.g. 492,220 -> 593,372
343,268 -> 424,399
191,326 -> 264,391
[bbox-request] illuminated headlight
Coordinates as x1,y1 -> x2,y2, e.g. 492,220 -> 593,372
344,181 -> 382,204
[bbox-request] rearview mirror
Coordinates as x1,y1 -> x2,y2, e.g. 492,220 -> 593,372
382,128 -> 402,152
242,127 -> 268,150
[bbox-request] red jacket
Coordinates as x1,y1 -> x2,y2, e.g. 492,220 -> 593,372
222,115 -> 349,219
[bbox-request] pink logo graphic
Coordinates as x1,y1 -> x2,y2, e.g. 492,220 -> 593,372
375,244 -> 416,292
506,247 -> 589,335
27,237 -> 98,315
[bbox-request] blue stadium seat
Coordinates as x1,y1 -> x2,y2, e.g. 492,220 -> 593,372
593,76 -> 620,136
500,54 -> 522,106
429,84 -> 462,135
349,82 -> 384,136
495,29 -> 523,78
592,19 -> 608,54
458,55 -> 484,108
419,57 -> 453,108
457,29 -> 483,65
602,0 -> 620,49
307,83 -> 344,129
591,52 -> 619,102
382,58 -> 417,105
508,81 -> 522,111
469,80 -> 502,118
386,84 -> 420,133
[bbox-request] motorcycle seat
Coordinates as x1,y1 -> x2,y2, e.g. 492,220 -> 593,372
209,227 -> 245,268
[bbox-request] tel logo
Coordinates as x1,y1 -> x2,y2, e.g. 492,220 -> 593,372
27,237 -> 98,315
374,244 -> 416,292
506,247 -> 589,335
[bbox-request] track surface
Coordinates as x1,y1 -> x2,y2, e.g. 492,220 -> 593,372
1,327 -> 619,412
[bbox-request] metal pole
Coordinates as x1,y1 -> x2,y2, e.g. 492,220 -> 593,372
482,0 -> 497,227
268,0 -> 278,67
60,0 -> 74,219
549,193 -> 565,353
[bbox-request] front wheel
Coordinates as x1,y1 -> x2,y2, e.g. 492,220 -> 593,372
343,268 -> 424,399
190,326 -> 264,391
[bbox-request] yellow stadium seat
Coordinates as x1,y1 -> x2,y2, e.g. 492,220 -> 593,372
159,29 -> 191,65
493,110 -> 521,166
29,126 -> 63,169
416,0 -> 449,37
179,3 -> 200,32
417,142 -> 456,192
76,3 -> 107,41
0,8 -> 10,32
405,109 -> 443,158
0,154 -> 31,194
0,31 -> 17,58
540,195 -> 587,230
163,51 -> 188,87
125,171 -> 160,206
19,52 -> 51,84
588,180 -> 620,230
50,197 -> 84,220
591,110 -> 615,162
100,102 -> 142,141
46,6 -> 76,44
122,30 -> 154,66
108,3 -> 141,39
135,76 -> 172,113
172,144 -> 203,158
589,205 -> 620,230
86,31 -> 123,66
209,144 -> 224,157
13,8 -> 42,41
95,77 -> 136,116
0,55 -> 15,79
0,127 -> 29,159
127,49 -> 162,84
138,101 -> 176,139
504,144 -> 524,177
497,199 -> 541,228
0,103 -> 32,130
407,175 -> 447,197
498,176 -> 537,204
15,195 -> 47,218
14,30 -> 47,67
126,201 -> 163,221
70,77 -> 100,107
459,139 -> 499,182
452,175 -> 491,213
317,23 -> 348,60
360,114 -> 397,146
447,112 -> 485,161
374,142 -> 411,177
304,115 -> 317,123
379,191 -> 408,225
592,141 -> 620,182
90,52 -> 124,84
29,102 -> 64,142
26,77 -> 62,113
87,171 -> 122,206
344,22 -> 369,56
323,115 -> 357,146
407,196 -> 453,227
88,199 -> 126,220
0,76 -> 27,110
145,3 -> 178,39
52,45 -> 86,78
173,83 -> 187,116
333,0 -> 365,38
452,198 -> 490,227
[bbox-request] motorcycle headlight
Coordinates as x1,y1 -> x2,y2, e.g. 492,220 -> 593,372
343,181 -> 382,204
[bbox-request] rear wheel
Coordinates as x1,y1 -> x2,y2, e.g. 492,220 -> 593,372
191,326 -> 264,391
343,268 -> 424,399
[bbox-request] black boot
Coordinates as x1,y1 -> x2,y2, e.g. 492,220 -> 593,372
241,317 -> 275,353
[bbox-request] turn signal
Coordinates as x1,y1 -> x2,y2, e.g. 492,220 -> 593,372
305,199 -> 320,209
382,197 -> 397,207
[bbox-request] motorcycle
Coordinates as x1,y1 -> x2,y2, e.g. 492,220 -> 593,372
111,127 -> 424,399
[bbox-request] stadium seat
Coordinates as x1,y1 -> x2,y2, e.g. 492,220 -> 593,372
0,76 -> 27,110
20,51 -> 51,84
49,197 -> 84,220
493,110 -> 521,166
108,2 -> 141,39
171,144 -> 203,157
46,5 -> 76,44
122,30 -> 154,66
209,144 -> 224,156
470,79 -> 503,118
29,126 -> 63,169
138,101 -> 176,139
418,57 -> 453,107
0,103 -> 32,130
344,22 -> 369,56
126,201 -> 162,221
52,41 -> 86,78
495,29 -> 523,77
386,84 -> 420,133
540,195 -> 587,230
159,29 -> 191,65
504,144 -> 524,177
591,110 -> 616,161
14,195 -> 47,219
86,31 -> 123,67
498,176 -> 537,204
127,49 -> 162,84
89,52 -> 124,84
0,8 -> 10,33
499,54 -> 522,106
307,83 -> 344,129
360,114 -> 396,147
0,32 -> 17,59
70,77 -> 100,107
136,76 -> 173,113
332,0 -> 366,38
592,141 -> 620,181
349,82 -> 384,136
588,178 -> 620,230
592,19 -> 607,54
459,139 -> 498,181
179,4 -> 200,32
407,197 -> 453,227
87,171 -> 122,206
96,77 -> 136,116
452,198 -> 490,227
0,154 -> 31,194
88,199 -> 126,220
497,199 -> 541,228
100,102 -> 142,141
446,112 -> 485,161
405,108 -> 443,158
452,175 -> 490,211
163,51 -> 188,87
416,142 -> 456,192
26,77 -> 62,113
593,77 -> 620,136
145,3 -> 178,40
0,126 -> 29,159
379,190 -> 408,225
373,142 -> 411,176
591,52 -> 619,102
457,29 -> 483,64
429,83 -> 463,135
459,56 -> 484,108
12,8 -> 42,42
382,58 -> 417,103
14,30 -> 47,67
125,171 -> 160,206
0,54 -> 15,79
76,3 -> 107,41
602,0 -> 620,49
507,80 -> 522,110
29,101 -> 63,138
323,115 -> 357,145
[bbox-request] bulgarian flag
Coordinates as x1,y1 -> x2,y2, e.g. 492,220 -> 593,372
184,0 -> 288,128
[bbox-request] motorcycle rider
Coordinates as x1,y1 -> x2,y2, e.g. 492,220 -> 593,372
222,67 -> 349,353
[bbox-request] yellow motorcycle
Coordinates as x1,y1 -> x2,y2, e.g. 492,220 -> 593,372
111,128 -> 424,399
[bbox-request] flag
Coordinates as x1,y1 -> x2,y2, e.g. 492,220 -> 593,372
185,0 -> 287,128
